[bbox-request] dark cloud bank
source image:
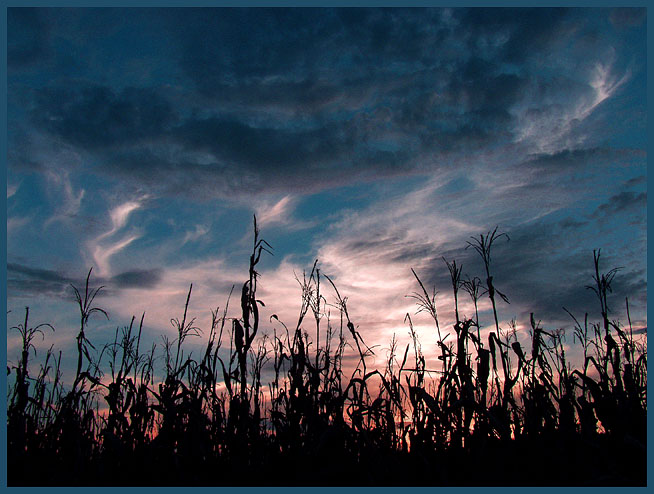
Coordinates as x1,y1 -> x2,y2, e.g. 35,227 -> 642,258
9,8 -> 646,199
8,263 -> 163,299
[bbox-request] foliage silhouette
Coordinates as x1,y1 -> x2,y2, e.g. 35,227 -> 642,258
7,219 -> 647,486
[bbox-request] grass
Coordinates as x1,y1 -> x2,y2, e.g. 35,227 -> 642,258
6,218 -> 647,486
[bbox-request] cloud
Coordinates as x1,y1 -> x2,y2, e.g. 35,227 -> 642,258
253,194 -> 316,232
7,182 -> 19,199
8,128 -> 85,175
171,117 -> 339,172
299,163 -> 648,342
513,60 -> 631,152
586,56 -> 630,115
8,263 -> 71,284
8,8 -> 51,68
453,8 -> 575,63
521,148 -> 634,175
624,175 -> 646,188
7,262 -> 74,298
44,170 -> 86,226
110,268 -> 163,289
31,85 -> 178,151
90,234 -> 140,278
101,200 -> 143,240
95,258 -> 243,341
593,191 -> 647,218
7,216 -> 30,235
7,262 -> 161,298
14,9 -> 643,203
86,197 -> 147,277
182,224 -> 210,245
455,219 -> 646,325
609,8 -> 646,28
256,195 -> 294,227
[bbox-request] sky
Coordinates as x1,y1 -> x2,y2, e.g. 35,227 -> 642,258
6,7 -> 647,382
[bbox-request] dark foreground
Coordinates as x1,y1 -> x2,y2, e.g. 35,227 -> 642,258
8,431 -> 646,486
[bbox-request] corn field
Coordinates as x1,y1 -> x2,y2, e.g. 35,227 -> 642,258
7,219 -> 647,486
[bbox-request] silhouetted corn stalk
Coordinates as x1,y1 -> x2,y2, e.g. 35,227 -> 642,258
466,227 -> 509,334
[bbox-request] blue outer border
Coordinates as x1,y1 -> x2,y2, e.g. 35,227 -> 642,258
646,4 -> 651,493
0,1 -> 651,6
1,3 -> 650,494
2,2 -> 8,491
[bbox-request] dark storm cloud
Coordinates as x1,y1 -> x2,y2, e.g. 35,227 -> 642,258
475,223 -> 646,325
8,263 -> 72,285
111,269 -> 163,289
21,69 -> 522,198
7,137 -> 46,173
172,8 -> 574,93
7,263 -> 74,298
609,7 -> 646,28
172,8 -> 329,88
559,217 -> 588,230
170,8 -> 446,96
24,99 -> 419,198
31,85 -> 178,150
172,115 -> 417,180
169,7 -> 543,132
8,263 -> 163,297
172,117 -> 339,171
505,148 -> 645,199
402,216 -> 646,327
11,8 -> 644,200
593,191 -> 647,218
624,175 -> 646,188
197,79 -> 362,113
102,147 -> 324,199
8,8 -> 51,68
454,8 -> 574,64
449,58 -> 528,113
522,148 -> 620,174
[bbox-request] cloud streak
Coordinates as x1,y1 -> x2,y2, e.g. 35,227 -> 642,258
86,197 -> 148,277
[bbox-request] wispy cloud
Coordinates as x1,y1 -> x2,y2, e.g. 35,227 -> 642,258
7,216 -> 29,235
90,233 -> 141,278
44,170 -> 86,226
587,56 -> 630,114
253,194 -> 316,232
182,224 -> 210,245
99,199 -> 144,240
86,197 -> 148,277
514,58 -> 631,153
7,182 -> 19,199
256,195 -> 294,227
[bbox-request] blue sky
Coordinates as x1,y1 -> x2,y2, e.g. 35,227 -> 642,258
7,7 -> 647,379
